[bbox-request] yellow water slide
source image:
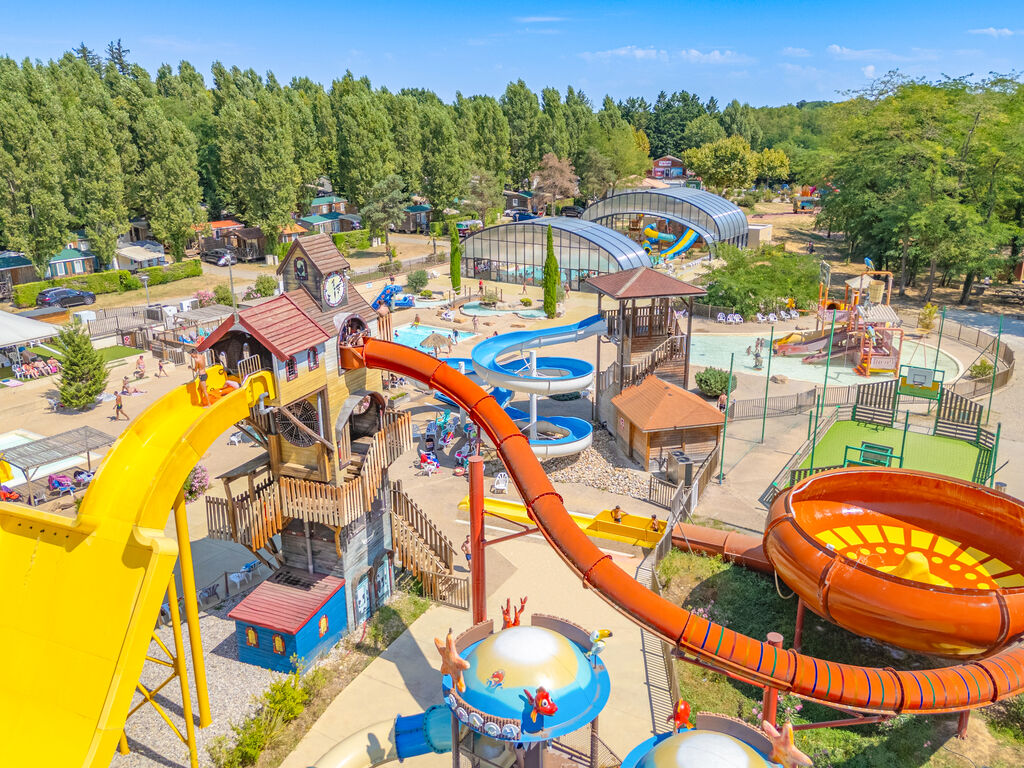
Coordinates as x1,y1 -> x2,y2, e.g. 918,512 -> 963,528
0,365 -> 274,768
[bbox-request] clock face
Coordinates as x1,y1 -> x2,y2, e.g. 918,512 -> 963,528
322,271 -> 346,307
294,257 -> 308,281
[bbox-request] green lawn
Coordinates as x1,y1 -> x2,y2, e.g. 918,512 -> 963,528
2,345 -> 143,379
799,420 -> 982,481
658,549 -> 1024,767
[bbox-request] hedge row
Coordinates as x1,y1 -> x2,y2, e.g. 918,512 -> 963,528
331,229 -> 372,251
12,259 -> 202,306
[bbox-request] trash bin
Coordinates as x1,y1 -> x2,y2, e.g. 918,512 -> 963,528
995,482 -> 1007,494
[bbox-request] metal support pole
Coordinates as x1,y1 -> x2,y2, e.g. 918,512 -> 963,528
167,577 -> 200,767
589,716 -> 599,768
816,311 -> 837,423
451,713 -> 460,768
684,297 -> 694,389
760,326 -> 774,443
809,396 -> 821,474
718,352 -> 734,484
594,295 -> 602,421
173,491 -> 211,727
989,423 -> 1001,488
957,710 -> 970,739
928,306 -> 946,416
986,314 -> 1003,426
793,600 -> 806,653
529,351 -> 538,442
468,456 -> 486,624
761,632 -> 784,727
900,410 -> 910,467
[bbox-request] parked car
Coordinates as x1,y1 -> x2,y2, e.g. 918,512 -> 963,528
560,205 -> 585,218
200,248 -> 237,266
36,287 -> 96,308
512,211 -> 539,222
504,207 -> 529,218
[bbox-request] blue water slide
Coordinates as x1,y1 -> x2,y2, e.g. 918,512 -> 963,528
309,705 -> 451,768
372,284 -> 402,310
394,706 -> 452,761
470,314 -> 606,396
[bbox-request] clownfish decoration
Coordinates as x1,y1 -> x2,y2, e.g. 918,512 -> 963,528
524,686 -> 558,722
667,700 -> 693,733
488,669 -> 505,689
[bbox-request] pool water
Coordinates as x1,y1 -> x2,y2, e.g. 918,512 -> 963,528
0,430 -> 87,487
393,323 -> 478,349
461,301 -> 547,319
689,334 -> 960,387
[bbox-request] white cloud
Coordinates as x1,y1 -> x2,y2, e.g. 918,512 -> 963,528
580,46 -> 668,62
826,44 -> 937,62
781,46 -> 811,58
967,27 -> 1016,37
677,48 -> 755,65
862,64 -> 876,78
515,16 -> 567,23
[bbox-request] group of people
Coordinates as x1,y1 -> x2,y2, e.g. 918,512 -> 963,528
14,356 -> 61,379
745,337 -> 766,370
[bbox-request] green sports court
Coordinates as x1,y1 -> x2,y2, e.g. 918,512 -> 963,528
798,419 -> 984,481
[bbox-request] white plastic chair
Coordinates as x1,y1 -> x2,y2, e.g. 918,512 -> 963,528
491,472 -> 509,494
756,313 -> 768,323
716,312 -> 727,324
768,313 -> 779,323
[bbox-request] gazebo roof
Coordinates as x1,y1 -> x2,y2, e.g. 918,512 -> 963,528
611,375 -> 724,432
586,267 -> 706,300
0,426 -> 115,472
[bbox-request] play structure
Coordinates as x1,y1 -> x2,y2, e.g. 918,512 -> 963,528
371,284 -> 415,310
333,335 -> 1024,718
791,185 -> 819,212
774,269 -> 904,377
765,468 -> 1024,658
457,495 -> 666,548
641,222 -> 700,261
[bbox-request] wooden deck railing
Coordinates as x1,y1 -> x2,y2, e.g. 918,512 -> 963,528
390,481 -> 456,571
279,475 -> 365,528
206,478 -> 282,551
359,411 -> 413,508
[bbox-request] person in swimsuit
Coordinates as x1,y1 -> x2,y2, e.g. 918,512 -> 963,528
113,392 -> 129,420
190,350 -> 210,406
611,505 -> 624,524
462,535 -> 472,568
156,359 -> 167,377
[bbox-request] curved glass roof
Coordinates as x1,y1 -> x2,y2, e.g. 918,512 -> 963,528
466,217 -> 652,270
582,187 -> 748,244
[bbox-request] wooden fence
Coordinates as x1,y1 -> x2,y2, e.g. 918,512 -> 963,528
390,514 -> 469,610
390,480 -> 456,571
279,475 -> 366,528
206,477 -> 282,552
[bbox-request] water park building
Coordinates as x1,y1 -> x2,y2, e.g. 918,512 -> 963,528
461,217 -> 651,291
582,187 -> 749,250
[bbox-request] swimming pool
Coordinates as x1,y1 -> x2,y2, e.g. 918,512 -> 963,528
689,334 -> 961,387
392,323 -> 478,349
0,429 -> 88,487
460,301 -> 547,319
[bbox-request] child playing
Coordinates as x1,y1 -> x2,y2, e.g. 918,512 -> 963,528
113,392 -> 129,421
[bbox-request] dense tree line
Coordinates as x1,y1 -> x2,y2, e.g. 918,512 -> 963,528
0,45 -> 1020,295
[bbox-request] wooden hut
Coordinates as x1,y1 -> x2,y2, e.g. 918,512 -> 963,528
611,375 -> 723,471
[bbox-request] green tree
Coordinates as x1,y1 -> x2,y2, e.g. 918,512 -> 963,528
449,228 -> 462,291
543,225 -> 558,318
648,90 -> 706,158
697,244 -> 818,316
681,113 -> 726,150
585,98 -> 650,191
683,135 -> 757,192
500,80 -> 542,186
134,106 -> 203,260
577,148 -> 616,200
387,93 -> 423,189
463,168 -> 504,223
719,99 -> 763,148
418,102 -> 466,208
55,321 -> 109,410
360,174 -> 409,254
539,87 -> 570,159
406,269 -> 430,293
756,148 -> 791,185
335,91 -> 396,205
564,87 -> 595,168
217,90 -> 299,241
455,94 -> 510,182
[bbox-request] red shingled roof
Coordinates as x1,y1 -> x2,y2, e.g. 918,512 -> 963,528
197,293 -> 329,360
228,568 -> 345,634
192,219 -> 243,231
586,267 -> 706,300
611,375 -> 724,431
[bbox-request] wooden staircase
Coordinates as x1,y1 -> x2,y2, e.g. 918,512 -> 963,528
342,436 -> 373,482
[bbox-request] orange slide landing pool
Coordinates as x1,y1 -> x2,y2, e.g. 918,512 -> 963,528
344,339 -> 1024,716
0,366 -> 274,768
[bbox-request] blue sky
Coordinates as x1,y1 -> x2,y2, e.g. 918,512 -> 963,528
1,0 -> 1021,105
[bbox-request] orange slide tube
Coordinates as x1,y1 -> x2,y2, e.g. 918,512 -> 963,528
672,524 -> 772,573
352,340 -> 1024,715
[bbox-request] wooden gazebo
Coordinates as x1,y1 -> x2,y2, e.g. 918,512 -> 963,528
586,267 -> 706,418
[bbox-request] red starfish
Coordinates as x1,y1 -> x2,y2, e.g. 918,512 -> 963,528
435,628 -> 471,693
762,721 -> 812,768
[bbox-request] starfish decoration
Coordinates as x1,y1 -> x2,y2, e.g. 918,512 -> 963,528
762,721 -> 813,768
435,628 -> 471,693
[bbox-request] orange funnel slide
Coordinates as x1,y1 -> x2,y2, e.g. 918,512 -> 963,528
347,339 -> 1024,714
764,468 -> 1024,658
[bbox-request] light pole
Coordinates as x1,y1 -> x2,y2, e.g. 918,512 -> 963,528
139,272 -> 151,308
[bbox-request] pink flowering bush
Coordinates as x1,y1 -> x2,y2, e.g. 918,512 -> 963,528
194,289 -> 215,308
184,464 -> 211,502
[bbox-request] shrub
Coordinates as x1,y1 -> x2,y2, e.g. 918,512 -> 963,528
327,228 -> 371,252
213,285 -> 234,306
10,260 -> 203,306
251,275 -> 278,298
520,297 -> 533,306
543,225 -> 558,318
695,367 -> 737,397
918,302 -> 938,330
183,464 -> 211,502
406,269 -> 429,293
55,321 -> 109,410
969,358 -> 994,379
449,228 -> 462,292
380,259 -> 402,275
419,289 -> 434,298
194,289 -> 215,308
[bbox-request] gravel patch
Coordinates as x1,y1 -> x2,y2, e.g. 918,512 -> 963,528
542,428 -> 651,501
111,591 -> 283,768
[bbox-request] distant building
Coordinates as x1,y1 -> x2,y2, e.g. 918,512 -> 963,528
299,212 -> 362,235
279,221 -> 308,244
192,219 -> 245,240
502,189 -> 534,211
113,241 -> 167,272
649,155 -> 686,179
308,195 -> 350,216
0,251 -> 35,297
46,247 -> 98,279
398,204 -> 431,233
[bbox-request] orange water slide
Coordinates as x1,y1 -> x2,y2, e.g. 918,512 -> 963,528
346,339 -> 1024,715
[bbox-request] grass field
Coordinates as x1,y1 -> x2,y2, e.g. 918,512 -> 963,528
798,419 -> 982,481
